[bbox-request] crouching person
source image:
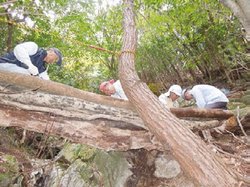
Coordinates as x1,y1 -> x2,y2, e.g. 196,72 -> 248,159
158,84 -> 182,108
0,41 -> 62,80
182,84 -> 229,109
99,79 -> 128,100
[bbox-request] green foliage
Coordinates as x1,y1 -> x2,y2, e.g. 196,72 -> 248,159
135,0 -> 246,85
0,154 -> 19,184
0,0 -> 247,91
49,50 -> 104,92
48,1 -> 124,88
59,143 -> 97,163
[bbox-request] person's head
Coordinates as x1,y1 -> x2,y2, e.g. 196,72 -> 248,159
167,85 -> 182,101
182,88 -> 193,100
99,79 -> 116,96
44,48 -> 62,66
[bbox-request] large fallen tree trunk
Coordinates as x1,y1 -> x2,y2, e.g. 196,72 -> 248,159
0,71 -> 237,152
0,70 -> 234,120
0,90 -> 226,151
0,90 -> 152,151
0,70 -> 133,111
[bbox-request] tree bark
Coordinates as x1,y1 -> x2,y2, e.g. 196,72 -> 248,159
5,7 -> 13,52
220,0 -> 250,42
0,70 -> 133,111
0,91 -> 159,151
118,0 -> 237,186
170,107 -> 234,119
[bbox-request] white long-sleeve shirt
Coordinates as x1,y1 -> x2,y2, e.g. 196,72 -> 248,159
190,85 -> 229,108
158,93 -> 179,108
13,42 -> 38,68
4,42 -> 50,80
111,80 -> 128,100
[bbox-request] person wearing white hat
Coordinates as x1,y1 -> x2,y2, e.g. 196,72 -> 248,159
182,84 -> 229,109
158,84 -> 182,108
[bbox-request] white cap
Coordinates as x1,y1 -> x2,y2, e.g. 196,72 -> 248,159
166,85 -> 182,96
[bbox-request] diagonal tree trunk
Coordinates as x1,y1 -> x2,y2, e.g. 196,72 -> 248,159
5,9 -> 13,52
220,0 -> 250,42
118,0 -> 237,186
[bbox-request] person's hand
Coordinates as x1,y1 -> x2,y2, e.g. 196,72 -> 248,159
39,71 -> 50,80
28,65 -> 39,75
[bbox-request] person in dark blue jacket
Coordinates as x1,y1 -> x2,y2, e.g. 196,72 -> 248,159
0,41 -> 62,80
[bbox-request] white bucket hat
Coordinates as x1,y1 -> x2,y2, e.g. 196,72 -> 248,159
166,84 -> 182,96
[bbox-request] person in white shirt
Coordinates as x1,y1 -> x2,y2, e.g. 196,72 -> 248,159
182,84 -> 229,109
99,79 -> 128,100
0,41 -> 62,80
158,84 -> 182,108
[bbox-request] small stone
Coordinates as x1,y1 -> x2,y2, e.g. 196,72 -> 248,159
154,154 -> 181,179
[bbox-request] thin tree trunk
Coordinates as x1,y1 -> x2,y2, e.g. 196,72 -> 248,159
170,61 -> 184,83
202,59 -> 213,81
119,0 -> 237,186
5,5 -> 13,51
194,61 -> 206,80
187,68 -> 197,82
220,0 -> 250,42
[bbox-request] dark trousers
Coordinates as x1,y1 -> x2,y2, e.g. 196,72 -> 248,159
205,102 -> 228,110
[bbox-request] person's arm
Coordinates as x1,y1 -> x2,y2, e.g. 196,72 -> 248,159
159,94 -> 174,108
191,88 -> 206,108
159,94 -> 167,105
113,80 -> 128,100
116,88 -> 128,100
13,42 -> 39,75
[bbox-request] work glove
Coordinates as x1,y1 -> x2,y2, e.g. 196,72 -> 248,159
39,71 -> 50,80
28,65 -> 39,76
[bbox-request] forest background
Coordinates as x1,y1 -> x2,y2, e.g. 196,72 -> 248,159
0,0 -> 248,94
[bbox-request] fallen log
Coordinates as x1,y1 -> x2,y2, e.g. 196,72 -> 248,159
0,105 -> 159,151
0,90 -> 227,151
0,71 -> 238,151
170,107 -> 234,120
0,70 -> 133,110
0,71 -> 235,120
241,113 -> 250,128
